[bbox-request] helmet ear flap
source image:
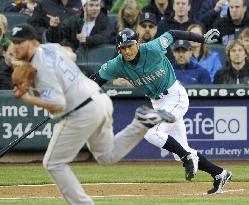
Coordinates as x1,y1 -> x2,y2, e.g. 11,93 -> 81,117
116,45 -> 121,53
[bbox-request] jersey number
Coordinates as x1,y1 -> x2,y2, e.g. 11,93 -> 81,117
58,56 -> 76,81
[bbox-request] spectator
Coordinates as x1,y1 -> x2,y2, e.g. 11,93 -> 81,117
172,40 -> 211,85
0,50 -> 12,90
189,0 -> 202,19
110,0 -> 148,13
118,0 -> 141,31
0,14 -> 10,50
213,39 -> 249,84
142,0 -> 173,23
4,0 -> 39,16
197,0 -> 228,30
46,0 -> 110,50
239,27 -> 249,55
156,0 -> 203,37
0,13 -> 12,89
101,0 -> 114,12
2,42 -> 22,67
187,24 -> 222,82
27,0 -> 82,41
212,0 -> 249,46
110,0 -> 141,43
138,12 -> 157,43
138,11 -> 174,59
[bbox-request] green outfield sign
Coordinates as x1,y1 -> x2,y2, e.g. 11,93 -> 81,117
0,91 -> 54,151
104,85 -> 249,98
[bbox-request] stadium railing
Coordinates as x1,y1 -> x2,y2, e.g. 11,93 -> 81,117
76,44 -> 116,64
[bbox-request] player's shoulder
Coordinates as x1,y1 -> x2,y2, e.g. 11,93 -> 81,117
38,43 -> 57,55
34,44 -> 61,69
107,54 -> 123,65
100,55 -> 122,71
40,43 -> 60,51
140,42 -> 152,50
41,44 -> 57,56
141,42 -> 161,53
143,32 -> 173,51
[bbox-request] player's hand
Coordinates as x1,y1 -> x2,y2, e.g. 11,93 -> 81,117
12,81 -> 31,99
12,63 -> 36,99
13,85 -> 26,98
203,29 -> 220,44
76,33 -> 86,43
20,93 -> 33,104
47,15 -> 60,27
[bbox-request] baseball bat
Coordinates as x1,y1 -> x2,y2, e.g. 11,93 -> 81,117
0,117 -> 50,158
0,95 -> 93,158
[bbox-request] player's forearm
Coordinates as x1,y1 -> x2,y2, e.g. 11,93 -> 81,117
89,72 -> 108,87
21,94 -> 65,113
168,30 -> 204,43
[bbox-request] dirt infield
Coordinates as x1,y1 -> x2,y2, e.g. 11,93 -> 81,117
0,182 -> 248,198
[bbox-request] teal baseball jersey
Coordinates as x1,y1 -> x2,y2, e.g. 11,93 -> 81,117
99,32 -> 177,99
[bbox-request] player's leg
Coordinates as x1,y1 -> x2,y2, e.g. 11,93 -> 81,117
148,81 -> 198,181
161,82 -> 232,192
143,120 -> 198,181
197,153 -> 232,194
167,114 -> 232,193
43,101 -> 106,205
87,93 -> 148,164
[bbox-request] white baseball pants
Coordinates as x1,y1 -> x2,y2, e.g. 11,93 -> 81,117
144,80 -> 197,159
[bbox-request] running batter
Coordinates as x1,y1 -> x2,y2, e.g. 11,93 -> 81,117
90,28 -> 232,194
10,24 -> 176,205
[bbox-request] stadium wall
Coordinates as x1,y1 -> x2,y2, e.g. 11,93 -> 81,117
0,86 -> 249,160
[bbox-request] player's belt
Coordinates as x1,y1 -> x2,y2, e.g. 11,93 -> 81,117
155,89 -> 169,100
65,90 -> 104,117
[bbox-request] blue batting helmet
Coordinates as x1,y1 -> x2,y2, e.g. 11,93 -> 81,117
116,28 -> 138,48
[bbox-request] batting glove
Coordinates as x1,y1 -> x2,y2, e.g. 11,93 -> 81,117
203,29 -> 220,44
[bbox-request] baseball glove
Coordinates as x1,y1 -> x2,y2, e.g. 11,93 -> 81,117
12,62 -> 37,98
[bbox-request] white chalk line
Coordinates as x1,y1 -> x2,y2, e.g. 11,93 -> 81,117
1,182 -> 248,187
0,184 -> 246,200
0,189 -> 245,200
1,183 -> 151,187
182,189 -> 245,196
5,182 -> 158,187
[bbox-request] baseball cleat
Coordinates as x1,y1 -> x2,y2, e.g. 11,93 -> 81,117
207,170 -> 232,194
135,105 -> 176,128
182,153 -> 199,181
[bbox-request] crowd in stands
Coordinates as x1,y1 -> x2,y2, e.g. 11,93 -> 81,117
1,0 -> 249,90
172,39 -> 212,85
187,23 -> 222,82
213,39 -> 249,84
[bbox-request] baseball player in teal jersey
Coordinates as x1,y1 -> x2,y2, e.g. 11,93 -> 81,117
90,28 -> 232,194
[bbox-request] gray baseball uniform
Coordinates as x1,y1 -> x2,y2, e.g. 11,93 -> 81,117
31,43 -> 147,205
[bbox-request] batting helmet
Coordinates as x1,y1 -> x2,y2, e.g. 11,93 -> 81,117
116,28 -> 138,48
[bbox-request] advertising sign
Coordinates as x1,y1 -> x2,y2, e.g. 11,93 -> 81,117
0,92 -> 54,150
119,99 -> 249,160
0,91 -> 249,160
